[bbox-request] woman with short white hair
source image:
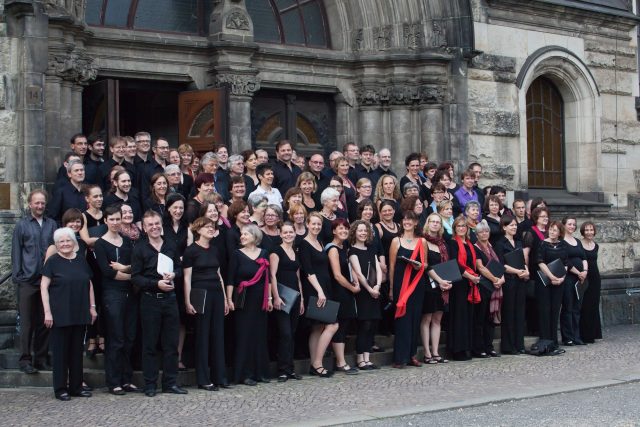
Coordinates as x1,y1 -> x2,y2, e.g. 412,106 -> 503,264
41,227 -> 97,401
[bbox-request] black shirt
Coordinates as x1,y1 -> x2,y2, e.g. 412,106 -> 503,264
42,253 -> 92,327
99,158 -> 137,192
94,236 -> 133,292
131,239 -> 180,292
135,156 -> 165,202
272,160 -> 302,196
103,189 -> 143,223
272,245 -> 299,290
49,181 -> 86,224
182,243 -> 221,290
11,214 -> 56,284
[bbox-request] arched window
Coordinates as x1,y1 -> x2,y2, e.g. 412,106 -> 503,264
526,77 -> 564,189
85,0 -> 213,35
246,0 -> 329,47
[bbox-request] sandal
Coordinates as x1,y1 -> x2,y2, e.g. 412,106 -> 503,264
432,355 -> 449,364
86,340 -> 97,359
366,362 -> 379,370
424,356 -> 438,364
335,364 -> 358,375
97,338 -> 105,354
309,366 -> 332,378
122,384 -> 140,393
109,387 -> 125,396
357,361 -> 371,370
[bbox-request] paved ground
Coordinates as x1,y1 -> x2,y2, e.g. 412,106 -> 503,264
345,382 -> 640,426
0,324 -> 638,426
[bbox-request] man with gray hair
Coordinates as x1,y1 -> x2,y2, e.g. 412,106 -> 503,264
255,149 -> 269,165
372,148 -> 396,183
49,159 -> 86,223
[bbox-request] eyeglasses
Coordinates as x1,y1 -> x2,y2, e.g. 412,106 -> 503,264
330,184 -> 343,189
265,214 -> 279,218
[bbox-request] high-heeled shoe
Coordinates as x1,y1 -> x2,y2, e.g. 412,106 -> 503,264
85,340 -> 97,359
97,338 -> 105,354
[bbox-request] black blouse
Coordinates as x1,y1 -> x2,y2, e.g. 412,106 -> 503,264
94,236 -> 133,292
182,243 -> 221,290
535,240 -> 569,267
42,253 -> 92,327
272,245 -> 300,290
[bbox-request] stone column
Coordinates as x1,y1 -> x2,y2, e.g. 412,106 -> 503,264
359,106 -> 385,151
213,73 -> 260,153
335,93 -> 355,151
389,106 -> 414,172
447,57 -> 469,170
44,76 -> 63,180
71,85 -> 83,133
418,85 -> 446,162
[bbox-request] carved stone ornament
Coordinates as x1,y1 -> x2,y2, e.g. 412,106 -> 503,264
403,23 -> 423,50
430,20 -> 447,48
352,29 -> 364,52
225,8 -> 250,31
214,74 -> 260,96
355,84 -> 445,106
47,52 -> 97,84
373,26 -> 392,51
44,0 -> 86,20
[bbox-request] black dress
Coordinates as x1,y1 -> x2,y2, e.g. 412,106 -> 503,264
182,243 -> 226,386
392,244 -> 426,365
473,248 -> 496,355
494,236 -> 526,353
83,210 -> 104,340
423,249 -> 445,314
163,220 -> 189,321
299,239 -> 332,301
485,215 -> 502,246
272,245 -> 301,376
42,253 -> 92,396
260,232 -> 282,254
560,239 -> 586,344
349,246 -> 381,320
447,240 -> 475,358
229,249 -> 270,382
580,243 -> 602,342
328,244 -> 357,320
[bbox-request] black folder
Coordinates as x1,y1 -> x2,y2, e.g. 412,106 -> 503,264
504,248 -> 525,270
277,283 -> 300,315
575,280 -> 589,300
306,296 -> 339,324
479,260 -> 506,293
537,258 -> 566,287
431,260 -> 462,283
190,289 -> 207,314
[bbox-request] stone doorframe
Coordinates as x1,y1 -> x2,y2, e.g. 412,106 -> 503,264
516,46 -> 602,193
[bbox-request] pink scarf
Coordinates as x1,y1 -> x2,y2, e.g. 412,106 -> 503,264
237,257 -> 271,311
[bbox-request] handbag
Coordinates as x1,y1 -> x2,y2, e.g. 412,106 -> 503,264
232,287 -> 245,309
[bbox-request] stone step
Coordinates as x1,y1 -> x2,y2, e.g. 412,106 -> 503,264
0,336 -> 537,389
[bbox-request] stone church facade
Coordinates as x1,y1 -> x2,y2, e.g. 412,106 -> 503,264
0,0 -> 639,339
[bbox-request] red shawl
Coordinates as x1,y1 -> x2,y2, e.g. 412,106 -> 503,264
237,257 -> 271,311
395,241 -> 425,319
455,236 -> 481,304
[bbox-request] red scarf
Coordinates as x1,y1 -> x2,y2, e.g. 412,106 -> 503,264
425,234 -> 450,304
395,241 -> 425,319
531,225 -> 546,241
455,236 -> 481,304
237,257 -> 271,311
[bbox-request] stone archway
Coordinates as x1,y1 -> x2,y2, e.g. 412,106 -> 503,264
516,46 -> 602,193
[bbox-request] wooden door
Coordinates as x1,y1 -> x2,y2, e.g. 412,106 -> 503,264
82,79 -> 119,141
178,88 -> 228,153
526,77 -> 564,188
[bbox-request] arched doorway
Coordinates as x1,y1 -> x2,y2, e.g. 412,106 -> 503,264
526,76 -> 564,189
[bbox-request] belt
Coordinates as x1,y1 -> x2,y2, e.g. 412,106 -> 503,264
143,291 -> 175,299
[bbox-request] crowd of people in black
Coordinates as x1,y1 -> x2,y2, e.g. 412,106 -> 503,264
12,132 -> 603,400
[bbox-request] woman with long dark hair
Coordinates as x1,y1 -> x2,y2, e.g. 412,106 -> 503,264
388,211 -> 427,368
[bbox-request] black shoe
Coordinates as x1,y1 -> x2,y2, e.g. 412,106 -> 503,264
20,364 -> 38,375
287,373 -> 303,380
574,339 -> 586,345
277,374 -> 288,382
242,378 -> 257,386
34,362 -> 52,371
122,384 -> 140,393
562,341 -> 574,346
198,384 -> 218,391
82,383 -> 93,392
517,349 -> 527,354
473,352 -> 490,358
163,385 -> 188,394
256,377 -> 270,383
109,387 -> 126,396
217,382 -> 233,389
488,350 -> 501,358
144,389 -> 156,397
70,390 -> 92,397
55,392 -> 70,401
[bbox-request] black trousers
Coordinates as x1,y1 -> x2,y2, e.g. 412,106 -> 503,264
18,282 -> 49,366
535,279 -> 564,344
233,303 -> 268,383
103,288 -> 138,388
274,299 -> 300,376
194,289 -> 227,386
472,287 -> 494,354
356,319 -> 377,354
140,293 -> 179,390
50,324 -> 85,396
560,275 -> 582,343
392,281 -> 425,364
500,276 -> 526,353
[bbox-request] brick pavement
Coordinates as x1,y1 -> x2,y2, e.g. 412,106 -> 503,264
0,324 -> 639,426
